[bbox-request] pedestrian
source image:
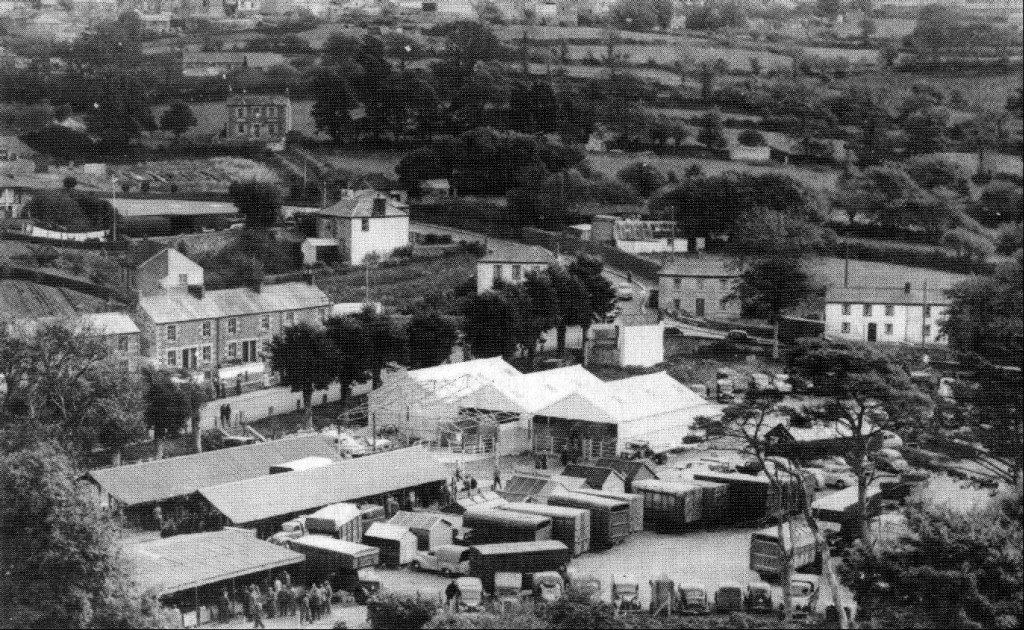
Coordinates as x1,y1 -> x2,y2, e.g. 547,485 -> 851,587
277,585 -> 291,619
561,449 -> 569,466
283,570 -> 292,588
249,587 -> 265,629
300,591 -> 312,625
225,403 -> 233,425
220,589 -> 232,623
385,494 -> 400,518
463,476 -> 471,495
266,585 -> 278,619
469,476 -> 478,494
322,580 -> 333,616
445,579 -> 461,612
309,584 -> 323,622
493,467 -> 502,490
152,505 -> 163,530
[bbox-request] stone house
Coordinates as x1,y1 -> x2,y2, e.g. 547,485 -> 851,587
475,241 -> 557,294
657,256 -> 741,319
315,190 -> 410,265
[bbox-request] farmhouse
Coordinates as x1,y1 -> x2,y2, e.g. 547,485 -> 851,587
824,285 -> 950,345
475,241 -> 557,293
314,190 -> 410,265
225,94 -> 293,148
657,256 -> 741,319
590,215 -> 696,254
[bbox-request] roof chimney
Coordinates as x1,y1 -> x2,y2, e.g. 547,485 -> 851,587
372,196 -> 386,218
904,282 -> 912,294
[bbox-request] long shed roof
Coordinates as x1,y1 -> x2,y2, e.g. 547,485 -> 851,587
84,435 -> 339,506
139,282 -> 329,324
128,530 -> 304,596
199,448 -> 448,525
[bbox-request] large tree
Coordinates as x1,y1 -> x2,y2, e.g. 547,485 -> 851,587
568,254 -> 616,341
141,368 -> 212,458
549,266 -> 591,353
407,311 -> 459,369
511,270 -> 561,360
351,308 -> 409,389
309,66 -> 362,143
0,443 -> 174,628
462,291 -> 522,359
228,180 -> 283,229
83,70 -> 156,152
941,251 -> 1023,366
158,101 -> 197,139
323,316 -> 370,427
267,322 -> 339,428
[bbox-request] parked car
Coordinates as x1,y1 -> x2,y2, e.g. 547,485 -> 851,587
819,462 -> 857,489
772,374 -> 793,393
612,574 -> 641,612
744,581 -> 773,613
790,574 -> 820,620
456,577 -> 484,611
615,283 -> 633,300
678,583 -> 711,615
320,428 -> 369,456
749,373 -> 774,392
789,375 -> 814,393
872,448 -> 910,474
410,545 -> 471,576
726,329 -> 751,342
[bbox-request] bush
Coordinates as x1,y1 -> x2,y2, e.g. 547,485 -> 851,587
940,227 -> 996,262
995,223 -> 1023,255
366,593 -> 438,630
737,129 -> 766,146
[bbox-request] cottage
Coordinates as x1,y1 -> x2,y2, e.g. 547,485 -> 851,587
314,190 -> 410,265
657,256 -> 740,319
0,173 -> 36,219
824,284 -> 950,345
475,241 -> 557,293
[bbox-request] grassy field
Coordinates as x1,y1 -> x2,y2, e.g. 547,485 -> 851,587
309,148 -> 406,177
843,71 -> 1024,112
585,152 -> 842,191
649,106 -> 763,122
312,250 -> 476,311
565,43 -> 791,72
804,46 -> 879,64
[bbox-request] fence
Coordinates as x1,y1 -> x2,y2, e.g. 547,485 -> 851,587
519,227 -> 661,284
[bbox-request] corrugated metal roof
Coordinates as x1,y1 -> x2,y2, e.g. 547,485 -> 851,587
388,511 -> 456,531
559,465 -> 622,490
85,435 -> 340,506
364,522 -> 415,542
128,530 -> 304,596
594,458 -> 659,482
199,448 -> 449,525
318,191 -> 408,219
825,286 -> 952,306
139,282 -> 329,324
469,540 -> 567,556
111,198 -> 241,217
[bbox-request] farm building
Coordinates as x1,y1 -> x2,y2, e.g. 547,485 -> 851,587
387,511 -> 457,550
127,529 -> 305,625
80,435 -> 340,528
657,256 -> 740,319
112,199 -> 242,236
593,458 -> 659,493
824,285 -> 950,345
496,474 -> 572,503
197,448 -> 449,537
363,523 -> 418,566
555,465 -> 627,493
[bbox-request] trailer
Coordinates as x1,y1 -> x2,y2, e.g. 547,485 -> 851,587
469,541 -> 571,594
463,508 -> 553,545
305,503 -> 363,542
812,485 -> 883,541
749,519 -> 817,581
288,535 -> 380,597
631,480 -> 704,530
572,488 -> 644,533
689,480 -> 728,527
548,492 -> 630,549
363,523 -> 417,567
501,502 -> 591,556
693,471 -> 802,523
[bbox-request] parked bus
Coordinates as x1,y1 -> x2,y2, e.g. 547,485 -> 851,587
463,508 -> 552,545
468,541 -> 571,593
549,492 -> 631,548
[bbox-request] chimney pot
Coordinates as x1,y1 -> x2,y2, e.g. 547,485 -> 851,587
372,196 -> 386,217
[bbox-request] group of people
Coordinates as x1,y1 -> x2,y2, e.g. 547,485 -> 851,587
446,466 -> 504,502
220,571 -> 336,628
218,403 -> 233,427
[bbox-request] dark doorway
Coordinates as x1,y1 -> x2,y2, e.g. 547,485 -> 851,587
695,298 -> 706,317
867,323 -> 877,342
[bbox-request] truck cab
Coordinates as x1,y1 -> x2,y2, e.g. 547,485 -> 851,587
411,545 -> 471,576
790,574 -> 820,620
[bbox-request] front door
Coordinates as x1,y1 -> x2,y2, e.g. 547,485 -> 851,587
867,323 -> 877,342
695,298 -> 706,317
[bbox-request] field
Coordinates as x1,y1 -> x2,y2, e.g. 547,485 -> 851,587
311,250 -> 476,311
649,106 -> 763,123
564,43 -> 791,72
585,152 -> 842,191
307,148 -> 406,177
842,70 -> 1024,112
803,46 -> 879,64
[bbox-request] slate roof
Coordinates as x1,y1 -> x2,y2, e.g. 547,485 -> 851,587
825,286 -> 952,306
84,435 -> 340,506
559,465 -> 623,490
128,530 -> 304,596
478,241 -> 557,265
658,256 -> 739,278
388,511 -> 456,531
594,458 -> 659,483
111,198 -> 241,217
0,135 -> 38,158
199,448 -> 449,525
138,282 -> 329,324
318,190 -> 408,219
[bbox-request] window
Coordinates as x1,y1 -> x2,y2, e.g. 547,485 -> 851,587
885,305 -> 894,316
863,304 -> 872,316
696,278 -> 705,290
673,278 -> 681,289
267,106 -> 278,119
720,278 -> 729,289
673,298 -> 681,310
236,124 -> 245,134
285,312 -> 294,326
166,350 -> 176,366
923,325 -> 931,338
118,336 -> 129,352
252,124 -> 261,138
512,265 -> 522,281
227,342 -> 237,358
268,124 -> 278,136
842,304 -> 851,316
166,324 -> 176,341
361,218 -> 370,232
202,345 -> 212,362
250,106 -> 261,117
884,323 -> 893,335
227,318 -> 237,334
179,273 -> 188,285
202,321 -> 211,337
260,315 -> 270,331
924,306 -> 932,318
841,322 -> 851,334
235,107 -> 244,118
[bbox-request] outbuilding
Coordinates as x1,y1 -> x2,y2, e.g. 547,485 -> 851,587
363,522 -> 418,566
387,511 -> 457,551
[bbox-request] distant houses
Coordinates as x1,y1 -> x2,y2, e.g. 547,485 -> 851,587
824,285 -> 950,345
182,52 -> 288,77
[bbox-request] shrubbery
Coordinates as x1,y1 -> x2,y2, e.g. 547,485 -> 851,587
366,593 -> 439,630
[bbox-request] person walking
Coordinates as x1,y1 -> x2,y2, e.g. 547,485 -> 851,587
492,467 -> 502,491
277,585 -> 291,619
219,589 -> 232,623
266,584 -> 278,619
469,476 -> 478,495
299,591 -> 311,626
445,579 -> 461,612
249,586 -> 265,629
309,584 -> 323,622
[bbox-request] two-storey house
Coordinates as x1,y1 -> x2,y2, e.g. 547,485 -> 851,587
475,242 -> 557,294
315,190 -> 410,265
824,285 -> 950,345
225,94 -> 292,144
657,256 -> 740,319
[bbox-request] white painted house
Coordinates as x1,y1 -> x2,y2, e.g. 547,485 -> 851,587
824,285 -> 950,345
476,241 -> 557,294
315,191 -> 410,265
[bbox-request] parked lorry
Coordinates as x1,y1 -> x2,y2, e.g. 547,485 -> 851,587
748,519 -> 817,581
571,488 -> 644,534
463,508 -> 552,545
549,492 -> 631,548
620,439 -> 672,465
287,535 -> 380,603
468,541 -> 571,594
631,480 -> 704,530
306,503 -> 363,542
501,502 -> 591,556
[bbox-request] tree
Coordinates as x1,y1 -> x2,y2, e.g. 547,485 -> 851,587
615,161 -> 666,198
737,129 -> 766,146
268,322 -> 339,428
903,106 -> 949,155
941,251 -> 1023,366
609,0 -> 672,30
729,255 -> 824,357
549,266 -> 591,353
0,322 -> 147,464
729,209 -> 837,262
310,67 -> 362,142
141,368 -> 212,458
788,339 -> 933,543
406,311 -> 459,369
841,489 -> 1022,629
462,291 -> 522,359
323,316 -> 370,427
903,156 -> 970,196
228,180 -> 283,229
158,101 -> 197,139
568,254 -> 616,341
366,592 -> 438,630
83,70 -> 156,152
697,108 -> 727,150
516,270 -> 561,360
941,227 -> 995,263
975,181 -> 1023,225
0,443 -> 175,628
816,0 -> 842,18
994,222 -> 1023,255
351,308 -> 409,389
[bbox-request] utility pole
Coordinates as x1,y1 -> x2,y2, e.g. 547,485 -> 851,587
110,177 -> 118,242
921,281 -> 928,346
844,241 -> 850,288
